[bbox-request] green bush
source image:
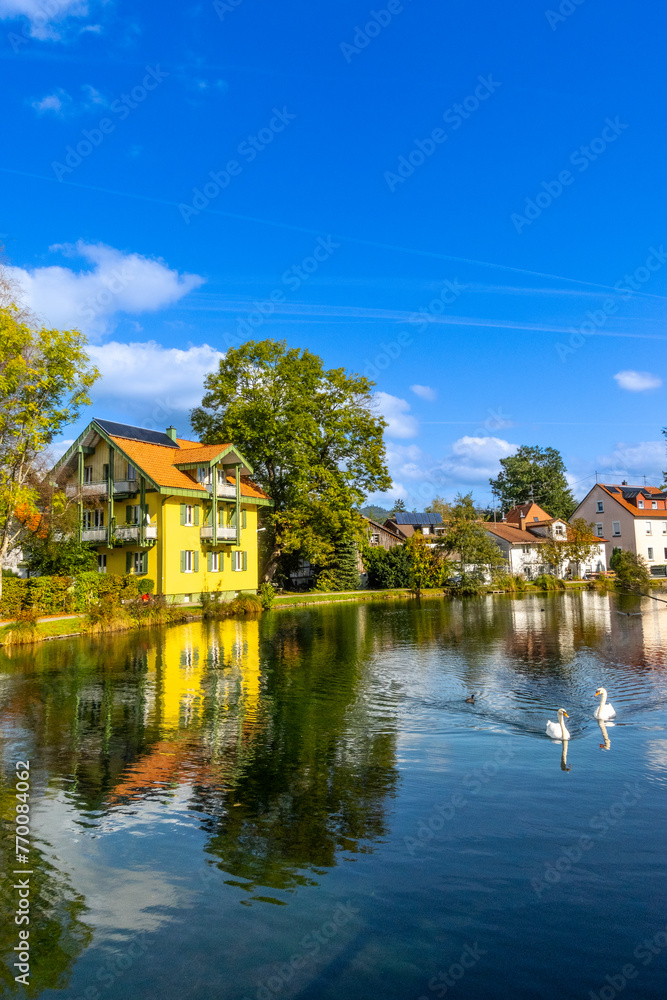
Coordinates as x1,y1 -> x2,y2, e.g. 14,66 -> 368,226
493,573 -> 527,592
0,573 -> 156,617
259,582 -> 276,610
533,574 -> 566,591
363,543 -> 412,589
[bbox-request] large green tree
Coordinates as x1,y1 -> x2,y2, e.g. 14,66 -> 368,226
191,340 -> 392,581
0,292 -> 98,598
489,445 -> 576,519
439,493 -> 506,589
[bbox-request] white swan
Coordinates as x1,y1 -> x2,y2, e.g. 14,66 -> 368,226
594,687 -> 616,720
546,708 -> 570,741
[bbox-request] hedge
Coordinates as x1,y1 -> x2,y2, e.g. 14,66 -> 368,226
0,574 -> 155,618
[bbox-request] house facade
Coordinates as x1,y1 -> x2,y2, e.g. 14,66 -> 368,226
572,483 -> 667,576
53,419 -> 272,601
484,502 -> 607,579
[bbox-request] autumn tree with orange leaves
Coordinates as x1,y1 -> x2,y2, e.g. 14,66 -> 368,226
0,268 -> 99,597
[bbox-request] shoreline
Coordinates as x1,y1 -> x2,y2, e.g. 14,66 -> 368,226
0,582 -> 645,648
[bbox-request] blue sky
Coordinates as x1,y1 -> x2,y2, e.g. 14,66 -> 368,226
2,0 -> 667,509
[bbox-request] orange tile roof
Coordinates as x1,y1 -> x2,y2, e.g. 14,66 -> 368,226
110,435 -> 270,499
505,501 -> 553,525
598,484 -> 667,517
175,444 -> 232,464
484,521 -> 607,544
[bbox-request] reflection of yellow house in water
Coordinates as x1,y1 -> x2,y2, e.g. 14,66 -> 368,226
111,620 -> 262,801
150,620 -> 262,730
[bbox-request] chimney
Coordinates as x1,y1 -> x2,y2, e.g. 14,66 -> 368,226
166,426 -> 177,442
622,480 -> 628,486
520,512 -> 526,531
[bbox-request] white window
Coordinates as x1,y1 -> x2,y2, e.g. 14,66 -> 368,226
84,465 -> 93,483
370,533 -> 380,545
183,594 -> 191,603
132,552 -> 144,574
184,505 -> 194,526
653,500 -> 658,509
197,466 -> 211,484
233,551 -> 244,572
127,505 -> 140,525
97,554 -> 106,573
94,508 -> 104,527
648,547 -> 654,561
184,550 -> 193,573
646,522 -> 652,535
595,523 -> 604,537
638,500 -> 644,509
597,501 -> 604,512
612,521 -> 621,536
210,552 -> 220,572
83,511 -> 91,529
554,525 -> 564,536
127,464 -> 137,481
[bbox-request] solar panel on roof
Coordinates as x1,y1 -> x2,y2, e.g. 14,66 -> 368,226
394,512 -> 443,525
607,487 -> 619,493
94,419 -> 180,448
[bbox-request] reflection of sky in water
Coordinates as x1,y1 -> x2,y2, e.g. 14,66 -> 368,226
2,593 -> 667,1000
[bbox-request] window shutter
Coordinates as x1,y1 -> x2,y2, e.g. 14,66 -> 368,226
103,463 -> 109,481
207,552 -> 212,572
143,503 -> 150,520
180,504 -> 186,525
126,505 -> 132,524
126,551 -> 132,573
194,505 -> 200,526
231,553 -> 237,572
229,509 -> 236,527
180,550 -> 186,573
205,507 -> 212,526
242,509 -> 247,529
100,510 -> 104,527
194,551 -> 199,573
242,551 -> 247,572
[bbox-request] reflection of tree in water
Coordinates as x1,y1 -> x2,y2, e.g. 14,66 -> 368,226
195,608 -> 399,893
0,779 -> 92,996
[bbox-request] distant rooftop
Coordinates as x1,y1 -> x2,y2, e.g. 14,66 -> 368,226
392,512 -> 443,525
94,419 -> 180,449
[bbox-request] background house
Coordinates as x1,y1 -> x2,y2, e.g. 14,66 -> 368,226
572,483 -> 667,576
484,502 -> 606,579
383,512 -> 444,540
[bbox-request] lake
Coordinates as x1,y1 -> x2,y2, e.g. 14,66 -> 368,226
1,591 -> 666,1000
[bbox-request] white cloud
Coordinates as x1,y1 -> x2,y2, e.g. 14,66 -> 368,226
88,341 -> 224,411
438,436 -> 518,485
596,441 -> 666,482
7,242 -> 204,337
386,443 -> 427,481
613,370 -> 662,392
374,392 -> 418,439
0,0 -> 101,41
410,384 -> 437,402
30,85 -> 106,117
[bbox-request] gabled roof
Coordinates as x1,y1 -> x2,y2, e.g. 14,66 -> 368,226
54,418 -> 270,502
596,484 -> 667,517
484,521 -> 607,545
505,501 -> 552,525
363,516 -> 403,539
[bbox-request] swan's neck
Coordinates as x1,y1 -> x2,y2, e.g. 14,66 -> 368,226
559,716 -> 567,737
599,690 -> 607,709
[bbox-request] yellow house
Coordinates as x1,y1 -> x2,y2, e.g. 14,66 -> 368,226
53,418 -> 272,602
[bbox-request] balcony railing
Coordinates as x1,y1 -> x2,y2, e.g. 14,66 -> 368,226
201,482 -> 236,498
200,526 -> 237,542
82,527 -> 108,543
114,525 -> 158,543
66,479 -> 140,497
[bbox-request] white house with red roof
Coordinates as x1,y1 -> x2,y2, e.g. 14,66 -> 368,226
483,502 -> 607,580
572,483 -> 667,577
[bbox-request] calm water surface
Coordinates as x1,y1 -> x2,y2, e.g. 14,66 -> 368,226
1,592 -> 666,999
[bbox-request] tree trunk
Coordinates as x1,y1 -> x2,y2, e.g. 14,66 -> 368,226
262,546 -> 282,583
